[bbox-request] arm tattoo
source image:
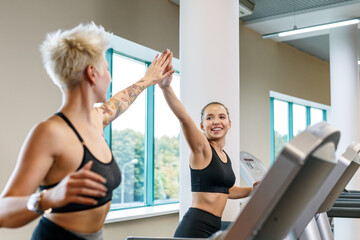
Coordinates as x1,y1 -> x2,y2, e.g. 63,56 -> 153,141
100,99 -> 125,126
100,82 -> 146,126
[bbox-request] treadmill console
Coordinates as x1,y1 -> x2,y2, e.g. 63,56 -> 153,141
240,151 -> 267,186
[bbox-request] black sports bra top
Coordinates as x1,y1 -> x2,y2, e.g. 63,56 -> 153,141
191,144 -> 235,194
39,112 -> 121,213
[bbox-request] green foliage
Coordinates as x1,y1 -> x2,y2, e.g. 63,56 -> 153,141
111,129 -> 145,203
274,130 -> 288,160
111,129 -> 179,205
154,135 -> 179,200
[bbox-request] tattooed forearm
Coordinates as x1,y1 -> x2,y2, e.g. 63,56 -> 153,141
100,99 -> 126,126
100,81 -> 147,127
127,83 -> 145,101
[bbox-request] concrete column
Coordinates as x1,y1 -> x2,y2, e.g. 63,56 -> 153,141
329,24 -> 360,240
179,0 -> 240,221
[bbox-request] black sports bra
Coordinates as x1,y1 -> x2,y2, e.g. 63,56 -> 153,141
191,144 -> 235,194
39,112 -> 121,213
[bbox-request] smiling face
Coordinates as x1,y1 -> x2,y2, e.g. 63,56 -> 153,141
200,104 -> 231,140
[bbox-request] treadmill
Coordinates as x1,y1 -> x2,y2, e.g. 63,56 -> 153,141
126,122 -> 341,240
325,142 -> 360,219
327,190 -> 360,218
238,141 -> 360,239
289,142 -> 360,240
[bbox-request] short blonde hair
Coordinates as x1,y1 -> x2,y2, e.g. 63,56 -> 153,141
40,22 -> 110,88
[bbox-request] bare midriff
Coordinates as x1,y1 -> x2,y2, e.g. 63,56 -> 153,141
45,201 -> 110,234
191,192 -> 229,217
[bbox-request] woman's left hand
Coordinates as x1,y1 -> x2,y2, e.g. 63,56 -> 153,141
252,181 -> 261,191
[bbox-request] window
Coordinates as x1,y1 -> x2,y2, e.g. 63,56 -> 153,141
310,108 -> 324,125
154,75 -> 180,204
273,99 -> 288,160
293,104 -> 306,137
109,54 -> 147,209
270,91 -> 329,164
105,35 -> 180,212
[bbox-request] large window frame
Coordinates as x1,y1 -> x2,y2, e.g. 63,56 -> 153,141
104,34 -> 180,222
270,91 -> 330,165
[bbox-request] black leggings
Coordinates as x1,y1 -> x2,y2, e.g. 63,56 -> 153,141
174,208 -> 221,238
31,217 -> 85,240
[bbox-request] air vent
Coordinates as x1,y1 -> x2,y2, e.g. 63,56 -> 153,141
239,0 -> 255,17
168,0 -> 255,17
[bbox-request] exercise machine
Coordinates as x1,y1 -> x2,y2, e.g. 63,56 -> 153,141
289,142 -> 360,240
127,122 -> 346,240
224,122 -> 339,240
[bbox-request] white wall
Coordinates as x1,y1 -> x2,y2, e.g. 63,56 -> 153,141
179,0 -> 240,221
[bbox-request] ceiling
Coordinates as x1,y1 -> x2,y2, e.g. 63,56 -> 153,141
240,0 -> 360,62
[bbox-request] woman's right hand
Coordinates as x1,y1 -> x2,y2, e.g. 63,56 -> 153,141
159,51 -> 174,89
41,161 -> 107,210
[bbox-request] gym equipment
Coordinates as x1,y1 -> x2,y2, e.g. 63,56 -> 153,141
126,122 -> 351,240
224,122 -> 339,240
239,151 -> 266,187
290,142 -> 360,240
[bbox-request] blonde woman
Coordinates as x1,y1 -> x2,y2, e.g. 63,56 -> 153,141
0,23 -> 173,240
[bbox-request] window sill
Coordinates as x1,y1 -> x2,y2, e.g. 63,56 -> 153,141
105,203 -> 180,223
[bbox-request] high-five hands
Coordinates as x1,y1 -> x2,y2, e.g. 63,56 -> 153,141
143,49 -> 174,86
159,51 -> 174,89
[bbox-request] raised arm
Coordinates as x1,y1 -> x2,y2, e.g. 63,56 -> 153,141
97,50 -> 173,128
159,54 -> 208,154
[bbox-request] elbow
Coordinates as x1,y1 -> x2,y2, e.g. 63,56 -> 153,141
0,218 -> 31,229
227,190 -> 236,199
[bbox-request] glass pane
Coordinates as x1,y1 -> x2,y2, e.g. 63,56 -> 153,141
274,100 -> 289,159
154,74 -> 180,204
110,53 -> 146,209
293,104 -> 306,137
311,108 -> 323,125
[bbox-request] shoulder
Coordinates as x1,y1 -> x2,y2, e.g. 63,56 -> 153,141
190,141 -> 213,169
32,116 -> 65,136
2,117 -> 66,197
26,116 -> 68,148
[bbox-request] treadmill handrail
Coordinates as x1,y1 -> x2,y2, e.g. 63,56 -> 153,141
224,122 -> 340,240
